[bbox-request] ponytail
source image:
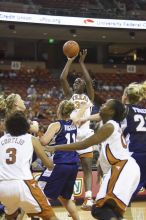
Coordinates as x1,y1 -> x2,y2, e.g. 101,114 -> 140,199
124,81 -> 146,104
0,93 -> 17,117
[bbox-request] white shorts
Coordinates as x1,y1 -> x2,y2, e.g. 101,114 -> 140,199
0,179 -> 55,218
76,129 -> 94,156
95,157 -> 140,215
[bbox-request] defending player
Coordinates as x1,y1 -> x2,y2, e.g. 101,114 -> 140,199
60,49 -> 94,210
38,100 -> 88,220
0,93 -> 39,134
0,111 -> 59,220
46,99 -> 140,220
121,81 -> 146,196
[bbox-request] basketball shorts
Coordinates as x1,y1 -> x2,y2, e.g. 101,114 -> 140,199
76,129 -> 94,156
95,157 -> 140,216
131,152 -> 146,196
38,163 -> 78,200
0,179 -> 55,219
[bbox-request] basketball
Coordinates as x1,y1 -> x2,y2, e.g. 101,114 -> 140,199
63,40 -> 80,58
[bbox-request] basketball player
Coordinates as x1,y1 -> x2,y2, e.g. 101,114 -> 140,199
84,81 -> 146,199
0,111 -> 58,220
47,99 -> 140,220
0,93 -> 39,134
60,49 -> 94,210
38,100 -> 88,220
0,94 -> 39,219
121,81 -> 146,197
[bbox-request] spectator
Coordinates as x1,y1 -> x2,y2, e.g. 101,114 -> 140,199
27,84 -> 37,101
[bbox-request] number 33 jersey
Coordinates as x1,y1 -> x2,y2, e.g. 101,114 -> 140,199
121,104 -> 146,153
70,93 -> 93,141
0,133 -> 33,180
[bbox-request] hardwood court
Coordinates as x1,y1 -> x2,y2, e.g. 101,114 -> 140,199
9,201 -> 146,220
53,202 -> 146,220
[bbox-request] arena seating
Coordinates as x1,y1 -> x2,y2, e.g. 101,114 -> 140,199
0,0 -> 146,19
0,67 -> 145,127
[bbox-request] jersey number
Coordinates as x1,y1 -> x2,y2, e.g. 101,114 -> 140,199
65,133 -> 76,144
134,114 -> 146,132
6,148 -> 17,164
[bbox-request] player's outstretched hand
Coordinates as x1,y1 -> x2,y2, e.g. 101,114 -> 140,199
79,49 -> 87,63
29,121 -> 39,134
67,55 -> 78,62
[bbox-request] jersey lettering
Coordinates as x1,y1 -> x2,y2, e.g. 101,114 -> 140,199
134,114 -> 146,132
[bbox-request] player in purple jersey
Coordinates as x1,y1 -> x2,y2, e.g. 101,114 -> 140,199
121,81 -> 146,195
38,100 -> 87,220
0,94 -> 39,134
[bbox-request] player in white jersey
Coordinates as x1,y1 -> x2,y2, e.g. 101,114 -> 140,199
60,49 -> 94,209
70,93 -> 94,144
0,111 -> 59,220
0,94 -> 39,218
0,93 -> 39,134
47,99 -> 140,220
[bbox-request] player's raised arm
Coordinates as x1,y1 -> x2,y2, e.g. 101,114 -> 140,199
76,112 -> 101,127
79,49 -> 94,102
70,102 -> 90,125
40,122 -> 61,146
47,123 -> 114,152
60,56 -> 76,98
32,136 -> 54,170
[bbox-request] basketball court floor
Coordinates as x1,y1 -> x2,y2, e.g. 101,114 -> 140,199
17,201 -> 146,220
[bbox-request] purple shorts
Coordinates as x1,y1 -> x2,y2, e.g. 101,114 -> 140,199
39,163 -> 78,200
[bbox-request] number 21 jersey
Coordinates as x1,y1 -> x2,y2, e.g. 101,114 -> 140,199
121,104 -> 146,153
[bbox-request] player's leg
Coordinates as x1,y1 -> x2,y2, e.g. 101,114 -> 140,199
80,154 -> 93,210
5,209 -> 20,220
21,179 -> 58,220
59,164 -> 79,219
58,196 -> 80,220
0,180 -> 21,220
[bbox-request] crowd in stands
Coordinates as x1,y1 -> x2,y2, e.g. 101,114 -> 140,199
0,66 -> 145,126
0,0 -> 146,20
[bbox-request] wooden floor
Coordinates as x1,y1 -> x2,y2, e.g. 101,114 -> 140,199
19,201 -> 146,220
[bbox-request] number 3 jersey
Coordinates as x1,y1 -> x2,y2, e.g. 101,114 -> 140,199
49,120 -> 79,164
121,104 -> 146,153
0,133 -> 33,180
